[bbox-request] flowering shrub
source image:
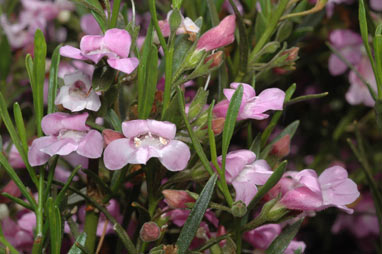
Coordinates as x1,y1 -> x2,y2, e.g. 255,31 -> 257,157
0,0 -> 381,253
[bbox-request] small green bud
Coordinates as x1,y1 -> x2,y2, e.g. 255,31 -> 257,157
231,200 -> 247,218
188,88 -> 209,121
169,9 -> 182,34
183,49 -> 205,70
172,0 -> 183,9
266,201 -> 289,222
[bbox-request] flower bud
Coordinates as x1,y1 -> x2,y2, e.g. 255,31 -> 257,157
204,51 -> 223,69
162,190 -> 195,209
102,129 -> 125,146
271,135 -> 291,158
231,200 -> 247,218
266,201 -> 289,222
212,118 -> 225,135
140,222 -> 161,242
183,49 -> 205,70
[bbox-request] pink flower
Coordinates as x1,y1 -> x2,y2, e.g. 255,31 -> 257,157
28,112 -> 103,166
328,29 -> 363,76
217,150 -> 273,206
318,166 -> 360,213
60,28 -> 139,74
347,56 -> 377,107
4,143 -> 25,169
277,166 -> 359,213
80,14 -> 102,35
55,71 -> 101,112
2,217 -> 34,252
0,181 -> 21,203
371,0 -> 382,10
196,15 -> 236,51
244,224 -> 281,250
103,120 -> 191,171
213,83 -> 285,121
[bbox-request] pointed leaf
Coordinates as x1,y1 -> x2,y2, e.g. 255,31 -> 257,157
265,218 -> 303,254
176,174 -> 218,254
68,232 -> 87,254
0,35 -> 12,81
48,45 -> 61,114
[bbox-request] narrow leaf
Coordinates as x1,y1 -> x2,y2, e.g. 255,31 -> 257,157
68,232 -> 87,254
176,174 -> 218,254
110,0 -> 121,28
48,45 -> 61,114
221,85 -> 243,173
0,92 -> 38,186
139,44 -> 158,119
265,218 -> 304,254
13,103 -> 28,153
47,198 -> 62,254
0,35 -> 12,81
33,29 -> 47,137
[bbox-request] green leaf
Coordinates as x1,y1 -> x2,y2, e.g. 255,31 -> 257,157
176,87 -> 215,177
13,103 -> 28,154
248,161 -> 287,211
188,88 -> 209,121
221,85 -> 243,175
110,0 -> 121,28
0,92 -> 38,186
206,0 -> 219,26
48,45 -> 61,114
374,24 -> 382,102
176,174 -> 218,254
359,0 -> 382,94
47,198 -> 62,254
73,0 -> 107,32
33,29 -> 47,137
265,218 -> 303,254
0,152 -> 36,209
105,109 -> 122,132
55,165 -> 82,207
137,23 -> 153,117
276,21 -> 293,42
261,120 -> 300,159
138,44 -> 158,119
92,64 -> 116,92
68,232 -> 87,254
0,35 -> 12,81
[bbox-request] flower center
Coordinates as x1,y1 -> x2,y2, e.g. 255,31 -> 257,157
133,132 -> 169,148
58,130 -> 86,142
69,80 -> 90,98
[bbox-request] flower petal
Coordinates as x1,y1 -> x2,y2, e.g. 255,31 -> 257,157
107,57 -> 139,74
60,45 -> 87,60
103,138 -> 135,170
28,136 -> 56,166
103,28 -> 132,58
77,130 -> 103,159
158,140 -> 191,171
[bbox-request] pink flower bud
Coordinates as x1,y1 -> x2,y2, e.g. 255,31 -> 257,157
212,118 -> 225,135
139,221 -> 161,242
162,190 -> 195,209
102,129 -> 125,146
204,51 -> 224,68
196,15 -> 236,51
271,135 -> 291,157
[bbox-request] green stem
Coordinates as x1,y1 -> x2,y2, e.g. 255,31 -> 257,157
32,168 -> 44,254
84,210 -> 99,253
52,181 -> 137,254
162,46 -> 175,118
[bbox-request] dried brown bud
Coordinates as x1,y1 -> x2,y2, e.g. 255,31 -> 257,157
271,135 -> 291,157
102,129 -> 125,146
162,190 -> 195,209
140,221 -> 161,242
